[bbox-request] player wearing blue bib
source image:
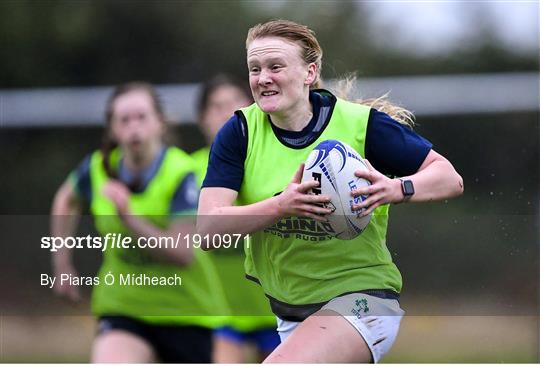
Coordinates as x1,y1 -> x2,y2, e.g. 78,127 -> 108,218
198,20 -> 464,363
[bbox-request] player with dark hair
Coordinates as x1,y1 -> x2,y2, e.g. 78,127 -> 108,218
193,74 -> 281,363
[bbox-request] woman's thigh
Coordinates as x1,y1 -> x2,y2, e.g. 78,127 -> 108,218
268,293 -> 404,363
91,330 -> 156,363
265,309 -> 372,363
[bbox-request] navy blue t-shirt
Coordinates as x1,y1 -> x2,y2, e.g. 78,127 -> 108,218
203,90 -> 432,192
71,146 -> 198,214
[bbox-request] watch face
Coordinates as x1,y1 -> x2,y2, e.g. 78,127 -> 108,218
403,180 -> 415,195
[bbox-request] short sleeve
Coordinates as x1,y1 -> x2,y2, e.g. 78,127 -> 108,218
202,114 -> 248,191
170,173 -> 199,214
69,154 -> 92,202
365,109 -> 433,177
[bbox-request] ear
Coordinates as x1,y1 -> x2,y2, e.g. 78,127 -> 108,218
304,62 -> 318,86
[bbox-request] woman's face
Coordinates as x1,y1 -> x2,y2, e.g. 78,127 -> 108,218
110,89 -> 163,156
247,36 -> 316,115
202,85 -> 251,141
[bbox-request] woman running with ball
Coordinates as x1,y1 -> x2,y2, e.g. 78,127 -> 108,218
51,82 -> 225,363
198,20 -> 463,363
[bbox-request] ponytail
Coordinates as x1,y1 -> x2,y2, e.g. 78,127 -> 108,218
332,75 -> 415,128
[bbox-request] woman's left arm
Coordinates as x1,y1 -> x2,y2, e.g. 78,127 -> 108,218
402,149 -> 464,202
353,149 -> 464,216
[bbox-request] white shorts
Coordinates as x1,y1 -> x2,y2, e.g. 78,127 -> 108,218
276,293 -> 404,363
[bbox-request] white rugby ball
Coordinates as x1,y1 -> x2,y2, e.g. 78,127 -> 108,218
302,140 -> 372,240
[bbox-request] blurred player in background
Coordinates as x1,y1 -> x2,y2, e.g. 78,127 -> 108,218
192,75 -> 281,362
198,20 -> 464,363
51,82 -> 226,363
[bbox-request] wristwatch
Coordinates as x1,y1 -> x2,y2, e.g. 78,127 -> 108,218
399,178 -> 415,202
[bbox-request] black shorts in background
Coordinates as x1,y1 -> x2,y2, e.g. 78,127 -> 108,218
97,316 -> 212,363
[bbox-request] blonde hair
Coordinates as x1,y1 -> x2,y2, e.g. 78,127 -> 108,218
333,75 -> 415,128
246,19 -> 323,89
246,19 -> 415,128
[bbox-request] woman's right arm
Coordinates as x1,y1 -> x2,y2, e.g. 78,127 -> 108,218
50,179 -> 82,301
198,116 -> 331,247
197,164 -> 332,249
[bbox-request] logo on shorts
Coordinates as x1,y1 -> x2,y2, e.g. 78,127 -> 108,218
351,298 -> 369,319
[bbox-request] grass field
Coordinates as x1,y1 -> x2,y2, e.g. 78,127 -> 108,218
384,315 -> 539,363
1,315 -> 538,362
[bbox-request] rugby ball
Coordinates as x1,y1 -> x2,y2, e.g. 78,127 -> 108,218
302,140 -> 372,240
